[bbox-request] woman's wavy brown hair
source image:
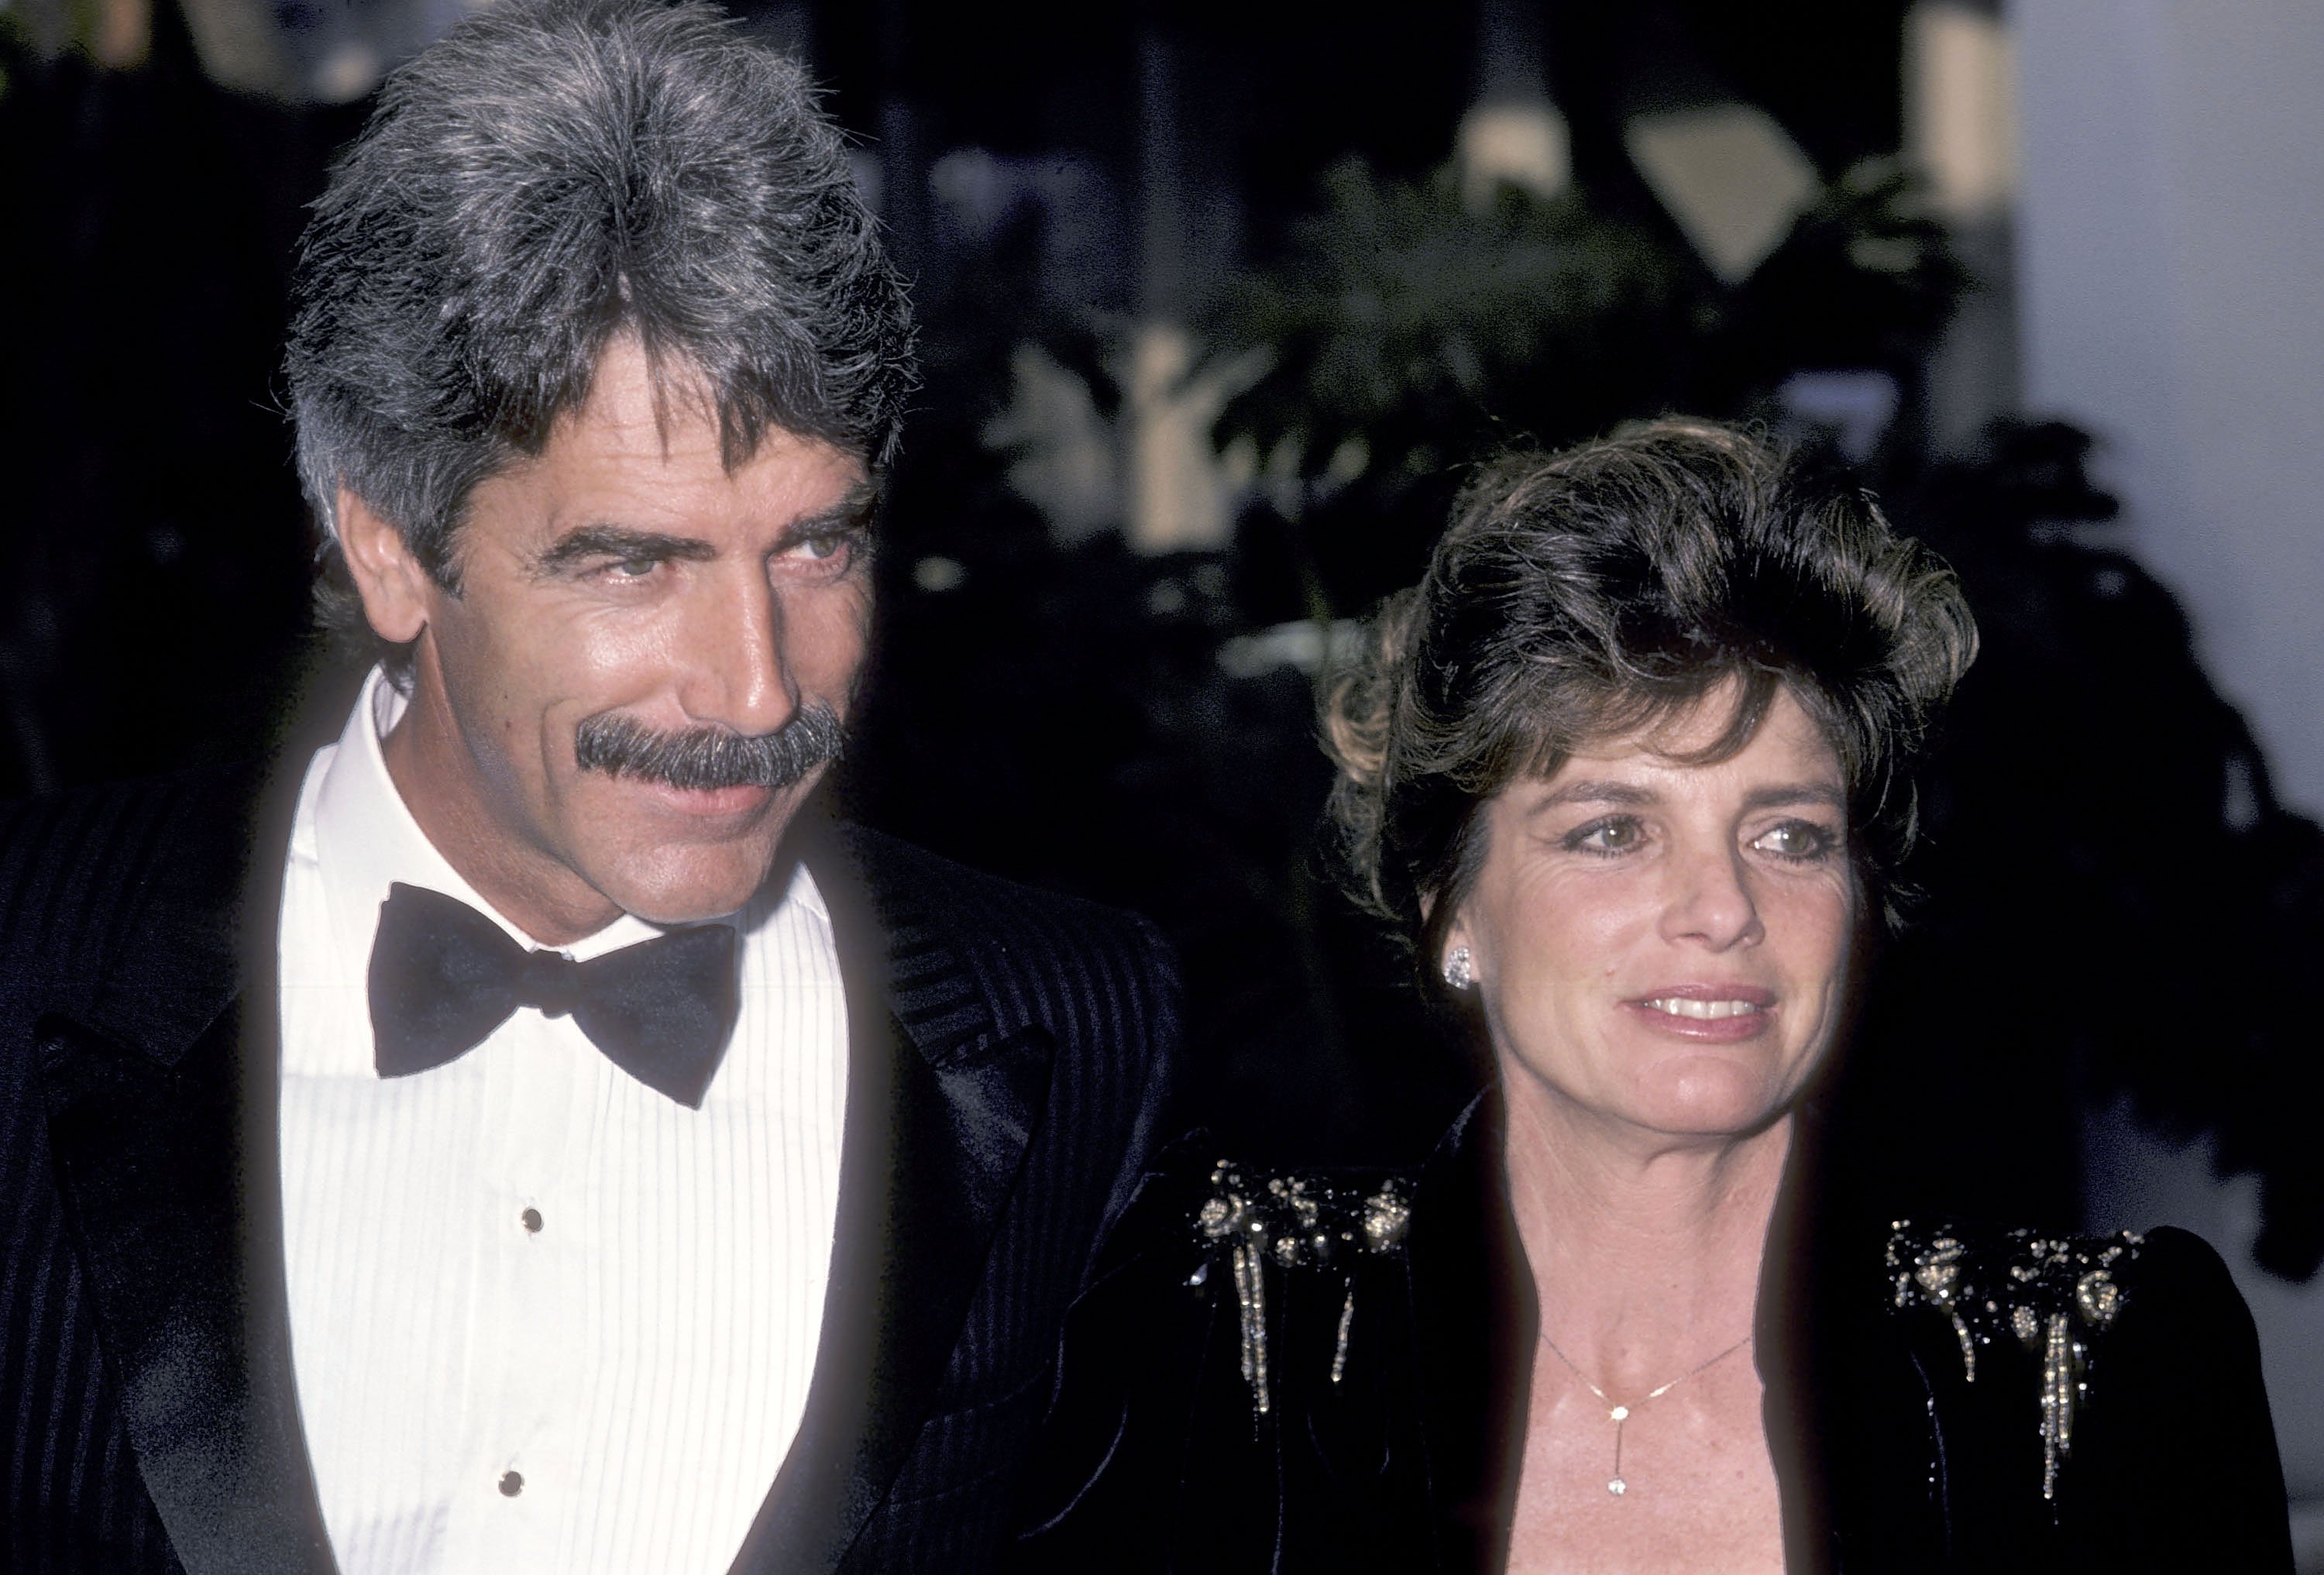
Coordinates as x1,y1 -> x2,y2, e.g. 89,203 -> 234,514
1323,418 -> 1977,976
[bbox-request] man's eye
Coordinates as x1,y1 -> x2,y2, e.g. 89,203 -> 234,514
1563,815 -> 1646,855
609,558 -> 660,578
1752,820 -> 1838,860
780,530 -> 859,572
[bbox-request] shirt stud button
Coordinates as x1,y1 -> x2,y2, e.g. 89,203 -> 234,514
520,1208 -> 543,1234
499,1470 -> 524,1498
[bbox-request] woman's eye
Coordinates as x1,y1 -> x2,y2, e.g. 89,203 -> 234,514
1563,815 -> 1646,855
1752,820 -> 1837,860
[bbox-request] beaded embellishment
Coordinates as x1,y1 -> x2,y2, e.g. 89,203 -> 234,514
1193,1162 -> 1411,1417
1887,1220 -> 2143,1501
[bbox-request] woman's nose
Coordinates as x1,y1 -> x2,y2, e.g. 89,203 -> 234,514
1659,847 -> 1764,950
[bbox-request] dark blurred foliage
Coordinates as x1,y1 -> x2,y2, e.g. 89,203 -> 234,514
1198,156 -> 1961,617
1844,422 -> 2324,1278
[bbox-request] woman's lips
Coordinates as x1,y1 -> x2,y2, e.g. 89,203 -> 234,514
1621,983 -> 1777,1042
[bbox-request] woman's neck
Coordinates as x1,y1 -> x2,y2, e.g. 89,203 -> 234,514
1500,1076 -> 1792,1400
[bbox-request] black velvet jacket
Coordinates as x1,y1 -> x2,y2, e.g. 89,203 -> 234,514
1009,1092 -> 2292,1573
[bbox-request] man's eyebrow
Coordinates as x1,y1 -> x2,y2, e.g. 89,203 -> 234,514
535,525 -> 717,573
533,480 -> 881,573
779,478 -> 882,539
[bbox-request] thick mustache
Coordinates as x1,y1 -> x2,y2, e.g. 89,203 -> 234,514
572,704 -> 845,793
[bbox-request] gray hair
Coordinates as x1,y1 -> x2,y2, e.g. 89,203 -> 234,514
285,0 -> 914,634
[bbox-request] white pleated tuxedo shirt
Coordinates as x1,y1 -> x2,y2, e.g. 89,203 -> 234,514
277,669 -> 849,1573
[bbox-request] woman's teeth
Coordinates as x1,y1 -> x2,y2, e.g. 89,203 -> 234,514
1642,998 -> 1764,1020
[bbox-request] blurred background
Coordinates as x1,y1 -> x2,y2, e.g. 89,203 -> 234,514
5,0 -> 2322,1552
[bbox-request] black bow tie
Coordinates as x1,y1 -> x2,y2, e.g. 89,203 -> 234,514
368,882 -> 740,1109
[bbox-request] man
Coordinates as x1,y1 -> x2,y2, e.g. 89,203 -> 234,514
0,2 -> 1177,1571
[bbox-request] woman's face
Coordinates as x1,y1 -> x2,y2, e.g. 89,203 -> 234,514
1444,685 -> 1859,1145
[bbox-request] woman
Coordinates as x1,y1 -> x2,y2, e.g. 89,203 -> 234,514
1009,419 -> 2290,1572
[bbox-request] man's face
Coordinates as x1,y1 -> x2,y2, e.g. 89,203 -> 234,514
343,337 -> 873,942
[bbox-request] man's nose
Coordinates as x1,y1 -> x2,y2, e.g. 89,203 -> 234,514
1659,844 -> 1764,951
679,570 -> 796,737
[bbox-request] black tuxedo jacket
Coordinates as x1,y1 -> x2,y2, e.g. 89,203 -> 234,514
0,762 -> 1179,1573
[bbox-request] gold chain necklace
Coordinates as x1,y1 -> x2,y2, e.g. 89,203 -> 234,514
1535,1328 -> 1754,1497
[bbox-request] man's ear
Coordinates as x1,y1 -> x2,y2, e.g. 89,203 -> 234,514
336,487 -> 435,645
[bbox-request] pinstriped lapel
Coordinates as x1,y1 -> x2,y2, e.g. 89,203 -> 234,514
37,1000 -> 334,1575
730,818 -> 1055,1574
33,764 -> 335,1575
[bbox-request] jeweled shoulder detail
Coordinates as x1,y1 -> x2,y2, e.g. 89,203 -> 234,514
1191,1161 -> 1412,1418
1886,1219 -> 2144,1502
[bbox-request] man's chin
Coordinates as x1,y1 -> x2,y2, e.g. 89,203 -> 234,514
603,863 -> 784,926
555,769 -> 827,922
578,813 -> 806,925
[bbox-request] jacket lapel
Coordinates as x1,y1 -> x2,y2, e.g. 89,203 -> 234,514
34,765 -> 333,1575
1771,1109 -> 1951,1574
1408,1089 -> 1533,1573
731,820 -> 1056,1573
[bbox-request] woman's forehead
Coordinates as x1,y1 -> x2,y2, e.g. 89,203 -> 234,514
1542,686 -> 1843,790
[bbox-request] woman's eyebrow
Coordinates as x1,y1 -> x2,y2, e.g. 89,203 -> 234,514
1531,779 -> 1662,811
1525,779 -> 1846,816
1741,782 -> 1847,811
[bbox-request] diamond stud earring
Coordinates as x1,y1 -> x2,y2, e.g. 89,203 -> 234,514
1442,944 -> 1475,990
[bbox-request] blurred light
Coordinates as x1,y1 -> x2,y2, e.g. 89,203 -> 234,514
1122,322 -> 1267,555
1905,2 -> 2019,225
176,0 -> 486,104
2,0 -> 147,66
1457,99 -> 1571,209
1216,618 -> 1366,680
96,0 -> 150,68
847,150 -> 883,217
2223,751 -> 2260,832
1848,235 -> 1927,274
983,342 -> 1118,545
1625,103 -> 1820,283
1777,370 -> 1900,464
930,148 -> 1011,242
315,40 -> 382,103
176,0 -> 291,97
1322,437 -> 1369,491
912,555 -> 965,594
